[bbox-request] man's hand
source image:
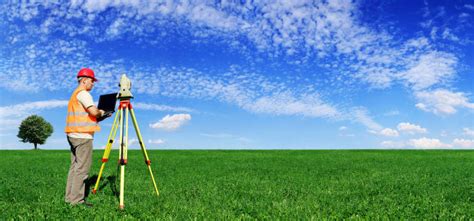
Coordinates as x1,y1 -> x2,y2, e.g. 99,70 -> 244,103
103,111 -> 113,118
96,110 -> 113,122
86,106 -> 103,118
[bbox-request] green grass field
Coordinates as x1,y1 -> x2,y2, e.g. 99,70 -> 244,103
0,150 -> 472,219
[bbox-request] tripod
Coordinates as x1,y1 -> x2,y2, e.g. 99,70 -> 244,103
92,99 -> 159,209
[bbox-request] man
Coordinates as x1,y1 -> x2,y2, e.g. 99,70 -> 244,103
64,68 -> 109,206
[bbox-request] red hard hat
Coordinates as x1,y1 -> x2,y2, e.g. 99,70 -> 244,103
77,68 -> 98,82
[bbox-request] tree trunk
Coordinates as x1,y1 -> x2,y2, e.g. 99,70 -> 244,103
34,143 -> 37,150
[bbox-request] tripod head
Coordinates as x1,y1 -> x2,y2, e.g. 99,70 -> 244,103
118,74 -> 133,100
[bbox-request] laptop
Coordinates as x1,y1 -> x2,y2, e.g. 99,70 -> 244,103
98,93 -> 118,114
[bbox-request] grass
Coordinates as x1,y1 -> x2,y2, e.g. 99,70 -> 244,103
0,150 -> 472,219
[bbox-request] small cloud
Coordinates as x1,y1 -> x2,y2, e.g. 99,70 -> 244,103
441,28 -> 459,42
352,107 -> 383,131
452,138 -> 474,148
463,128 -> 474,137
337,126 -> 355,137
465,4 -> 474,10
106,18 -> 124,38
397,122 -> 428,134
129,138 -> 139,147
407,137 -> 451,149
83,0 -> 112,12
148,139 -> 165,145
459,13 -> 470,18
237,137 -> 253,143
379,128 -> 399,137
440,130 -> 448,137
149,114 -> 191,131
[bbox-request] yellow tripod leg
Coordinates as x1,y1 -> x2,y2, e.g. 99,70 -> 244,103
93,109 -> 121,194
130,108 -> 160,196
119,165 -> 125,209
124,107 -> 129,167
119,106 -> 128,209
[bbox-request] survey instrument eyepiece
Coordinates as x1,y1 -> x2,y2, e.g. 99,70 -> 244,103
118,74 -> 133,99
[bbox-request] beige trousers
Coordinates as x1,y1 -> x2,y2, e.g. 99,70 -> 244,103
65,136 -> 93,204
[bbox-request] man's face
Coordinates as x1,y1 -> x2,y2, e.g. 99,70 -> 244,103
83,78 -> 95,91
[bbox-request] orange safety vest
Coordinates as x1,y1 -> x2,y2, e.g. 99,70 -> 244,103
65,87 -> 100,133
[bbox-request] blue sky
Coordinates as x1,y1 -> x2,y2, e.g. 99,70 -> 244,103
0,0 -> 473,150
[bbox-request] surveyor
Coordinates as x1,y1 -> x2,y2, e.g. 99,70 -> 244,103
64,68 -> 110,206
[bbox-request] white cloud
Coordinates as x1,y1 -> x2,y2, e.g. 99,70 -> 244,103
452,138 -> 474,148
459,13 -> 470,20
398,51 -> 457,90
0,100 -> 68,118
106,18 -> 125,38
132,66 -> 340,120
383,136 -> 474,149
148,139 -> 165,145
149,114 -> 191,131
415,89 -> 474,115
1,1 -> 472,128
407,137 -> 451,149
83,0 -> 113,13
440,130 -> 449,137
128,138 -> 139,147
383,137 -> 474,149
352,107 -> 382,131
397,122 -> 427,134
1,1 -> 452,88
245,92 -> 338,118
0,35 -> 341,119
0,42 -> 341,120
463,128 -> 474,137
338,126 -> 355,137
465,4 -> 474,10
339,126 -> 347,131
441,28 -> 460,42
379,128 -> 399,137
0,100 -> 68,128
0,39 -> 90,92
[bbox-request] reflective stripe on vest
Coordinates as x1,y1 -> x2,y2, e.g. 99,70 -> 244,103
67,111 -> 89,116
66,122 -> 99,127
65,88 -> 100,133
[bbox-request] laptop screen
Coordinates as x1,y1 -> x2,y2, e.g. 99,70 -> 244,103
98,93 -> 118,113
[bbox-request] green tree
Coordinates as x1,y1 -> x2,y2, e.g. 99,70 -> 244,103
17,115 -> 53,150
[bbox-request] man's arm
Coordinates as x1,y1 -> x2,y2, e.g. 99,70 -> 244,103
86,106 -> 105,118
